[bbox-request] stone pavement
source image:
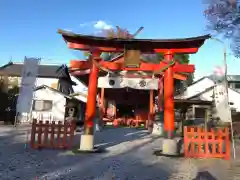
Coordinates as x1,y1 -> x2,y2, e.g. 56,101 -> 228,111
0,125 -> 238,180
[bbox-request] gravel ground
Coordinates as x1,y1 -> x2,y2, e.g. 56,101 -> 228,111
0,125 -> 236,180
226,141 -> 240,180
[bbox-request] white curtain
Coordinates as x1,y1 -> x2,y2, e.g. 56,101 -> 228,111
98,76 -> 158,90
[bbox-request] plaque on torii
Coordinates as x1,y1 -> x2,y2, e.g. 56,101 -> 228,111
124,44 -> 141,68
58,29 -> 210,153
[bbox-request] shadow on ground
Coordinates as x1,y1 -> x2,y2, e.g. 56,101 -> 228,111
0,125 -> 177,179
75,126 -> 150,149
0,125 -> 230,179
193,171 -> 218,180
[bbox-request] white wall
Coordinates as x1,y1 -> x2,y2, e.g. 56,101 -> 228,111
35,78 -> 58,87
71,75 -> 88,102
18,77 -> 61,122
14,77 -> 59,88
176,77 -> 214,99
199,88 -> 240,112
32,88 -> 66,122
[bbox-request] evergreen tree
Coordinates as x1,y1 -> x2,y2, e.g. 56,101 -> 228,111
0,77 -> 19,123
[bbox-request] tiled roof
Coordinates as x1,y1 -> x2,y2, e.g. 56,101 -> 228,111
0,63 -> 69,78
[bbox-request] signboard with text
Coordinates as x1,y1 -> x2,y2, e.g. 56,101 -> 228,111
212,66 -> 232,122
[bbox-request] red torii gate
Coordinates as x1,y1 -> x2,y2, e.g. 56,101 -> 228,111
58,29 -> 210,153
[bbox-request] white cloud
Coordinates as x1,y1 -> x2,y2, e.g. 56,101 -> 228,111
79,21 -> 96,27
93,20 -> 113,30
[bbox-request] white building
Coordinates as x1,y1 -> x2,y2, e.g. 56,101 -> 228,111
176,75 -> 240,112
0,62 -> 86,123
31,85 -> 85,123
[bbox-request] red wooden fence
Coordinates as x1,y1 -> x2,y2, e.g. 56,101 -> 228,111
30,119 -> 75,149
184,126 -> 230,160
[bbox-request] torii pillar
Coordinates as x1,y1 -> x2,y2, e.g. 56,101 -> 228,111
79,53 -> 100,151
161,51 -> 178,155
163,51 -> 175,138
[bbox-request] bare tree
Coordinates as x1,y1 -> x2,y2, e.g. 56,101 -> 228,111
84,26 -> 133,60
204,0 -> 240,57
85,26 -> 194,85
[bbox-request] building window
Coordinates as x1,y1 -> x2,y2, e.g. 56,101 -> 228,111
235,83 -> 240,89
195,108 -> 206,119
33,100 -> 53,111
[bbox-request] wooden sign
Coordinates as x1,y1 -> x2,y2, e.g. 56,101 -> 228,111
124,44 -> 140,68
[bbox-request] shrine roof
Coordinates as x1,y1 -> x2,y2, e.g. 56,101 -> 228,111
0,62 -> 69,78
174,99 -> 212,105
58,29 -> 211,52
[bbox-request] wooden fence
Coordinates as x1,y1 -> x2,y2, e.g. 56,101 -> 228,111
30,119 -> 75,149
184,126 -> 230,160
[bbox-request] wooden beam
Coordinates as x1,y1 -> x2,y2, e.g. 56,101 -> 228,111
70,60 -> 92,70
173,73 -> 187,80
172,64 -> 195,73
70,69 -> 90,75
154,48 -> 198,54
67,43 -> 122,52
67,42 -> 199,54
70,60 -> 195,73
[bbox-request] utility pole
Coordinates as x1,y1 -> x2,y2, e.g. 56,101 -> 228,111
211,37 -> 236,160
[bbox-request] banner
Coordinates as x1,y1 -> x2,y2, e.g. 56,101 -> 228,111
213,83 -> 232,122
212,66 -> 231,122
98,76 -> 158,90
16,57 -> 40,113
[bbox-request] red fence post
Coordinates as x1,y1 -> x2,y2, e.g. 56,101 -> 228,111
184,126 -> 230,160
30,119 -> 37,149
50,121 -> 55,148
69,121 -> 75,148
43,121 -> 49,147
184,126 -> 188,157
37,121 -> 43,149
224,127 -> 231,160
63,121 -> 67,148
29,120 -> 75,150
57,121 -> 62,148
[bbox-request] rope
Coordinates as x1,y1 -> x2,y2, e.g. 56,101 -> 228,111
92,58 -> 115,75
152,60 -> 175,75
92,56 -> 176,77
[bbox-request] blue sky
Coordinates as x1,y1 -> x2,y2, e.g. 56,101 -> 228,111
1,0 -> 239,79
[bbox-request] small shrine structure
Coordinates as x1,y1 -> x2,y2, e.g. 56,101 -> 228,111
58,29 -> 210,154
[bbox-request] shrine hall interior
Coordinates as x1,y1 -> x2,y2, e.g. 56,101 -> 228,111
72,67 -> 183,121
